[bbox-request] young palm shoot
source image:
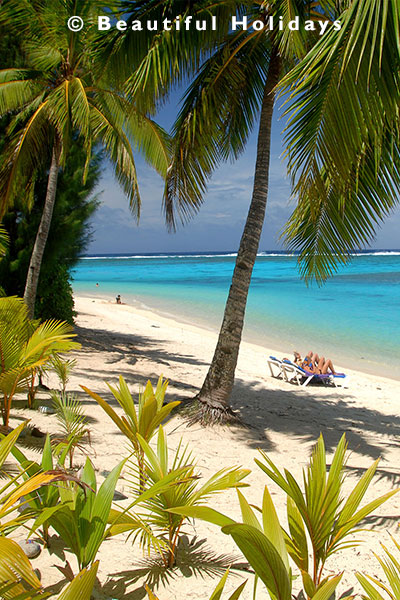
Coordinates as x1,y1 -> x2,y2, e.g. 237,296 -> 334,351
256,434 -> 398,593
50,355 -> 77,395
169,434 -> 398,600
51,391 -> 91,469
110,425 -> 250,568
42,457 -> 125,573
11,435 -> 64,546
356,535 -> 400,600
82,375 -> 180,489
0,296 -> 79,426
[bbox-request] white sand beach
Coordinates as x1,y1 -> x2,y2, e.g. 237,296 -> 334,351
9,295 -> 400,600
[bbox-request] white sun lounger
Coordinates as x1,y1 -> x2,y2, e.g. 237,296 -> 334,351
268,356 -> 347,387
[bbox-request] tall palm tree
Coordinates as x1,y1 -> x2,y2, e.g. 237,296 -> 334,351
114,0 -> 337,423
279,0 -> 400,280
119,0 -> 400,424
0,0 -> 171,318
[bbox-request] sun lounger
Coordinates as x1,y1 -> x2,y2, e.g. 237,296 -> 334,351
281,359 -> 346,387
267,355 -> 346,387
267,356 -> 285,379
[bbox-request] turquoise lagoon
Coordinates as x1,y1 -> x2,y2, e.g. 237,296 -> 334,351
72,251 -> 400,379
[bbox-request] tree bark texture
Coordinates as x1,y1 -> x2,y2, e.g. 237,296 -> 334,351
196,48 -> 281,423
23,143 -> 60,319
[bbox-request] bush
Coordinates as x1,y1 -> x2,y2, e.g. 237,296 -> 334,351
35,264 -> 75,323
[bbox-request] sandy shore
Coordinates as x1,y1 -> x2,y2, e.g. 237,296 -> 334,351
8,295 -> 400,599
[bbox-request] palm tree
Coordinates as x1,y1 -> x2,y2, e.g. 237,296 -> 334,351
113,0 -> 337,423
0,0 -> 171,318
118,0 -> 400,423
279,0 -> 400,280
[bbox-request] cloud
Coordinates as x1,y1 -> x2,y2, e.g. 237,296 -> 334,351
87,126 -> 400,254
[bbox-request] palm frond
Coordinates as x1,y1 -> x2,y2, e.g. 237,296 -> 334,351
105,0 -> 243,110
89,103 -> 140,217
280,0 -> 400,279
165,28 -> 271,229
0,225 -> 9,258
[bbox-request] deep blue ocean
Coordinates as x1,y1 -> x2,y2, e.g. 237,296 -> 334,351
72,251 -> 400,379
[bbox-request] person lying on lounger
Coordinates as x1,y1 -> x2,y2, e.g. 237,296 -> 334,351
293,350 -> 338,375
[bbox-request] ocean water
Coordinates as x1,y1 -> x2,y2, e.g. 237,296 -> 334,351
72,251 -> 400,379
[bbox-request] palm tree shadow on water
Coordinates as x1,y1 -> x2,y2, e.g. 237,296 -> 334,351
102,535 -> 249,599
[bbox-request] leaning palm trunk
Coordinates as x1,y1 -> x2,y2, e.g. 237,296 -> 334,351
23,143 -> 60,318
195,49 -> 281,424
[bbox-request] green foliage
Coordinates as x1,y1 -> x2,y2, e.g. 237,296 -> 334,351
50,354 -> 77,394
84,376 -> 248,566
11,434 -> 64,545
356,535 -> 400,600
280,0 -> 400,281
0,0 -> 171,218
169,434 -> 397,600
82,376 -> 180,487
0,225 -> 8,296
110,424 -> 250,568
256,434 -> 398,589
51,391 -> 90,469
35,265 -> 76,324
0,423 -> 82,538
42,457 -> 125,571
0,140 -> 101,322
0,225 -> 8,259
0,296 -> 79,425
0,537 -> 42,600
55,562 -> 99,600
0,555 -> 98,600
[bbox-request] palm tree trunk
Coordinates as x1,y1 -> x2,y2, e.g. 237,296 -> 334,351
23,143 -> 60,318
195,47 -> 281,424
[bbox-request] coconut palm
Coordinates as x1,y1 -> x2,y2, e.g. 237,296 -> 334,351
112,0 -> 337,422
279,0 -> 400,281
0,0 -> 171,318
116,0 -> 399,423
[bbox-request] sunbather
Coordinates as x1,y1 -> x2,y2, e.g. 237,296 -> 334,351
294,350 -> 338,375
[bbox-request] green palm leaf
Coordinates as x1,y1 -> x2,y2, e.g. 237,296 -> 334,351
280,0 -> 400,280
222,523 -> 292,600
0,538 -> 42,600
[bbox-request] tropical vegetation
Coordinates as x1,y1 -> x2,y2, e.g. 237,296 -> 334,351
0,296 -> 79,426
101,0 -> 400,424
169,433 -> 399,600
1,406 -> 398,599
0,0 -> 399,597
0,140 -> 102,323
280,0 -> 400,281
0,0 -> 171,318
0,423 -> 93,599
109,424 -> 250,567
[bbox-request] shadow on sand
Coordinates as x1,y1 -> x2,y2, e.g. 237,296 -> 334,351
103,536 -> 248,599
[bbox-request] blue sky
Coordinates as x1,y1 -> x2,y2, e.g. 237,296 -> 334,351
87,93 -> 400,254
